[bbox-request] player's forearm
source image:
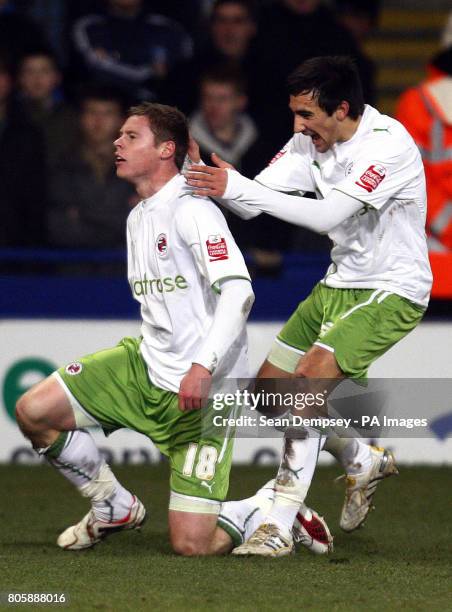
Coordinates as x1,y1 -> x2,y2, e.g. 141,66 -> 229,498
224,170 -> 363,233
193,278 -> 254,372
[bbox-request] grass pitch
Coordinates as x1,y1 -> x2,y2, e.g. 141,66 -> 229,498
0,464 -> 450,611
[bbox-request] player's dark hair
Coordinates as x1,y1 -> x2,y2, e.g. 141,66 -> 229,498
128,102 -> 189,170
287,56 -> 365,119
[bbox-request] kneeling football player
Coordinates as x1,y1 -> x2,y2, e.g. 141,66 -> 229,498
15,102 -> 330,555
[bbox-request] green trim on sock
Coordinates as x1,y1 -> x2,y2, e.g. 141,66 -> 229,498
51,458 -> 93,482
45,431 -> 69,459
217,516 -> 243,547
243,507 -> 259,530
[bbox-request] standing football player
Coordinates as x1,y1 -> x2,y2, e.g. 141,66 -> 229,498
16,102 -> 257,555
186,56 -> 433,556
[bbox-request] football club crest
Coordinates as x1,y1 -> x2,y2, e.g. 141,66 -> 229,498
156,233 -> 168,257
206,234 -> 229,262
65,362 -> 83,375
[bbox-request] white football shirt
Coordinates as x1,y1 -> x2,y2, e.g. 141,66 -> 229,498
127,174 -> 251,393
255,105 -> 432,307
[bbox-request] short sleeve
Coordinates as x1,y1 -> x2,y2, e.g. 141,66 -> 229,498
334,138 -> 419,210
254,135 -> 315,193
176,198 -> 251,291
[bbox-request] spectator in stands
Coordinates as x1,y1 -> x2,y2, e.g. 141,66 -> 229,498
0,56 -> 47,248
334,0 -> 380,104
334,0 -> 380,43
396,46 -> 452,252
71,0 -> 193,101
257,0 -> 360,60
189,67 -> 259,172
0,0 -> 49,71
145,0 -> 208,48
165,0 -> 265,122
254,0 -> 373,146
20,0 -> 69,67
17,49 -> 77,169
209,0 -> 257,61
47,87 -> 136,261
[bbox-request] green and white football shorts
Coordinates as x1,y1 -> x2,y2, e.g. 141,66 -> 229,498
55,337 -> 234,513
268,284 -> 425,379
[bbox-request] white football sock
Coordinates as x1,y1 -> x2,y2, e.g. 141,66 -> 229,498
324,435 -> 372,474
323,433 -> 347,455
45,430 -> 134,522
218,479 -> 275,545
348,440 -> 373,474
266,428 -> 326,537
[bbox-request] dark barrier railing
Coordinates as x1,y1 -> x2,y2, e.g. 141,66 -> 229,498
0,248 -> 127,263
0,247 -> 330,269
0,249 -> 450,320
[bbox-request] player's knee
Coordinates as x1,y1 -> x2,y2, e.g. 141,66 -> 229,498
15,393 -> 30,428
295,347 -> 341,379
15,389 -> 50,433
171,535 -> 209,557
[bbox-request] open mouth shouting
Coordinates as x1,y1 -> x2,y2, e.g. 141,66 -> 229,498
303,130 -> 323,148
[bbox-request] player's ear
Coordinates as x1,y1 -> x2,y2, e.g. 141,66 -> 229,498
160,140 -> 175,161
336,101 -> 350,121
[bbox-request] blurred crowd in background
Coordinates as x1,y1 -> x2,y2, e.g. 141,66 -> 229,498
0,0 -> 451,277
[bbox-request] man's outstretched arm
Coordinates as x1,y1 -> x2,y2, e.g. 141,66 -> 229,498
185,165 -> 364,233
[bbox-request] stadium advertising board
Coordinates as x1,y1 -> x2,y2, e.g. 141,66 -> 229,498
1,321 -> 451,464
